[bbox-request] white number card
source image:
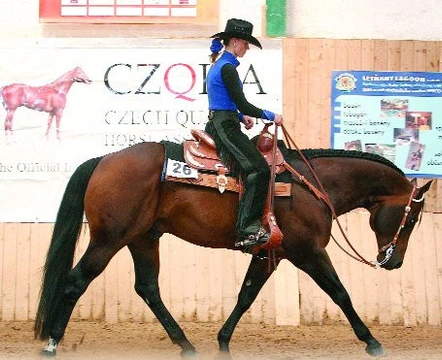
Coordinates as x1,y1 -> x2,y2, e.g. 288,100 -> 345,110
165,159 -> 198,179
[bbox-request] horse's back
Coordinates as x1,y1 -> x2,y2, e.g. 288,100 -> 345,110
88,142 -> 165,192
1,83 -> 63,108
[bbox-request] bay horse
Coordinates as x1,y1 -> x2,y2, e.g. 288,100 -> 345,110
0,66 -> 91,142
34,138 -> 432,358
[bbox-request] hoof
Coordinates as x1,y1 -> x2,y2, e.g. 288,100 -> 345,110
40,348 -> 57,357
180,348 -> 198,359
215,350 -> 232,360
40,337 -> 57,357
365,342 -> 386,357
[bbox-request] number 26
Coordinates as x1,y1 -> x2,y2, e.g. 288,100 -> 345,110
173,161 -> 192,175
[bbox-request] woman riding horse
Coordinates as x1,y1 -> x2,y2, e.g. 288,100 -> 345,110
205,18 -> 284,247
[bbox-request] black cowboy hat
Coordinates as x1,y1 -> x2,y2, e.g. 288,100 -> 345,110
211,18 -> 262,49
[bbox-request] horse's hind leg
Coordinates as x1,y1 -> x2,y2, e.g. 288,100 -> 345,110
291,251 -> 385,357
4,110 -> 15,143
127,238 -> 197,358
217,256 -> 279,355
41,243 -> 119,356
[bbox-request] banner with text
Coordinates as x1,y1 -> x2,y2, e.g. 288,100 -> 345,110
331,71 -> 442,178
0,40 -> 282,221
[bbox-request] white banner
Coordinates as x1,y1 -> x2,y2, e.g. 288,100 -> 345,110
0,39 -> 282,221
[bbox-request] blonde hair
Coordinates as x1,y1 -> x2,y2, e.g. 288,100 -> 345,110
209,52 -> 220,64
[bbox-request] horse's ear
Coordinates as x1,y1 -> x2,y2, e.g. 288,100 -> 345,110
411,179 -> 432,201
418,179 -> 433,194
413,179 -> 433,202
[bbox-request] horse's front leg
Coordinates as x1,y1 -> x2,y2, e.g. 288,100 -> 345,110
218,255 -> 279,356
46,113 -> 54,139
54,111 -> 63,141
291,250 -> 385,357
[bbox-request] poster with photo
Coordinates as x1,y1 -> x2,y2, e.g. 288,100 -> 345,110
331,71 -> 442,178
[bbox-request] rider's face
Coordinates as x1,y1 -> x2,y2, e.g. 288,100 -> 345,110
232,38 -> 250,58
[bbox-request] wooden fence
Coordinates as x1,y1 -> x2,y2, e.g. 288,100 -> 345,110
1,211 -> 441,326
0,38 -> 441,326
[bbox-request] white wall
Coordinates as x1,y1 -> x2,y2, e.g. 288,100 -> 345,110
1,0 -> 442,40
289,0 -> 442,41
0,1 -> 41,38
218,0 -> 266,36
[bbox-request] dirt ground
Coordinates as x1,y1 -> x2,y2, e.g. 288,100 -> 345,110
1,320 -> 442,359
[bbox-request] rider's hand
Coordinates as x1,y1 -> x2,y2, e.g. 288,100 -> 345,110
242,115 -> 255,130
274,114 -> 283,126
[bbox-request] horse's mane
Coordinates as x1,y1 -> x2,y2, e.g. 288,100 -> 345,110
281,143 -> 404,176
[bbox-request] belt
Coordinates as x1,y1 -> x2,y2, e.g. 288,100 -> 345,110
208,110 -> 237,120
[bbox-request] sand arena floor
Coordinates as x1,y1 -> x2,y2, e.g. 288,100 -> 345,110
1,320 -> 442,359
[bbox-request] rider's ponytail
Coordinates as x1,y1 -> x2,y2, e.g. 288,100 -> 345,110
209,38 -> 224,63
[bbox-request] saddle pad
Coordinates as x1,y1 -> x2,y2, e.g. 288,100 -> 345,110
161,140 -> 293,186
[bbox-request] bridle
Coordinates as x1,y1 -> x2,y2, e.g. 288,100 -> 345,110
285,160 -> 424,268
279,124 -> 425,269
373,185 -> 424,267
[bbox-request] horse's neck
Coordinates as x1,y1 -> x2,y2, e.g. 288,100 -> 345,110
319,162 -> 402,215
48,77 -> 74,94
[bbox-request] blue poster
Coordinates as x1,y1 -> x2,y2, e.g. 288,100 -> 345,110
331,71 -> 442,178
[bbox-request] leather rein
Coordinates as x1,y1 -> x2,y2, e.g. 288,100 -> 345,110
278,124 -> 423,269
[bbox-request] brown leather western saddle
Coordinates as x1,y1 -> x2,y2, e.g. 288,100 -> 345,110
184,128 -> 286,173
164,125 -> 290,252
171,127 -> 290,196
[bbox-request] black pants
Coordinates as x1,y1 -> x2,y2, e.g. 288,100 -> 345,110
205,111 -> 270,237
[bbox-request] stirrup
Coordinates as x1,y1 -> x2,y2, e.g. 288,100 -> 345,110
235,228 -> 270,247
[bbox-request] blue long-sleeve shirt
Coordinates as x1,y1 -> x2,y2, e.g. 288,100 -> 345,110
207,51 -> 275,121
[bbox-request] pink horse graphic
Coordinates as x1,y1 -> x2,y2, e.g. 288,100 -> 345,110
1,66 -> 91,142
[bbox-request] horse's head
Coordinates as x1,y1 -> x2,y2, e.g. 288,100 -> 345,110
72,67 -> 92,84
370,179 -> 432,270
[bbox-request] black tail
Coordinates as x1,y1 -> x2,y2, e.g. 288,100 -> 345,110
34,156 -> 103,340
